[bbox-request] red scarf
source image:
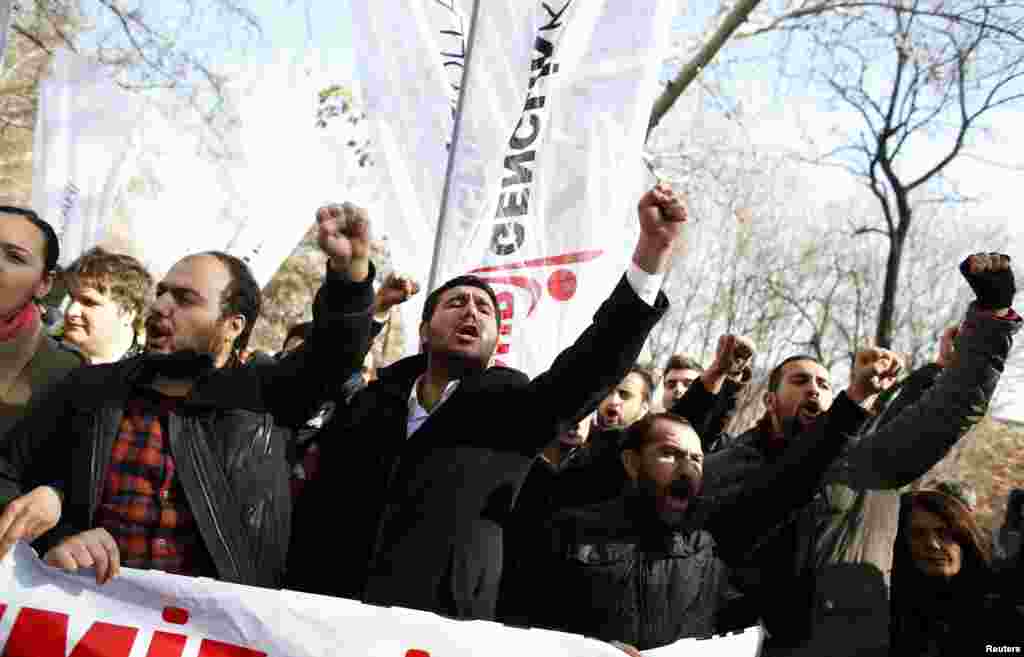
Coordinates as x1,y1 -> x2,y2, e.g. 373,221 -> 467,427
0,303 -> 40,343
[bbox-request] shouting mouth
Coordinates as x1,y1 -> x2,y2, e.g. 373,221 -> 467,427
798,399 -> 823,422
455,324 -> 480,342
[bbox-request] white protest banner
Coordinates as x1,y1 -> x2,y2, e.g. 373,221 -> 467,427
351,0 -> 490,356
433,0 -> 677,374
0,543 -> 761,657
224,56 -> 363,288
31,49 -> 145,268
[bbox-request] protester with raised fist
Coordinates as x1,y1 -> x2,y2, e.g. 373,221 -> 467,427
668,334 -> 756,452
0,201 -> 377,588
61,247 -> 152,364
700,252 -> 1020,657
512,393 -> 869,651
288,183 -> 684,620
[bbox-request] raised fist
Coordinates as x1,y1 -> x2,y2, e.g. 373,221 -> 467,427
374,273 -> 421,318
317,203 -> 371,279
637,183 -> 688,249
849,347 -> 903,403
960,253 -> 1014,311
710,334 -> 756,383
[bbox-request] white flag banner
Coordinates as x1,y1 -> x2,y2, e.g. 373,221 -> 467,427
0,543 -> 762,657
31,49 -> 145,269
435,0 -> 677,374
224,58 -> 360,288
351,0 -> 484,356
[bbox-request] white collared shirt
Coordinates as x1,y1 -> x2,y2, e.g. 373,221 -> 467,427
405,263 -> 663,437
408,378 -> 460,437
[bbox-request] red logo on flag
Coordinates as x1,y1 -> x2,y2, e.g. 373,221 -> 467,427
469,249 -> 603,317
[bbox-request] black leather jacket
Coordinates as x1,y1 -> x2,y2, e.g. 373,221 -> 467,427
24,358 -> 292,586
1,264 -> 376,587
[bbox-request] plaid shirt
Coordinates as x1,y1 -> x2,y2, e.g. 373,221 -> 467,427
94,389 -> 215,576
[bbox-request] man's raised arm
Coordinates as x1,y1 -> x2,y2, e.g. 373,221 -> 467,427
520,184 -> 685,451
212,204 -> 378,425
827,253 -> 1021,490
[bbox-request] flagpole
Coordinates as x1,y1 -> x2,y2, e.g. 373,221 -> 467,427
426,0 -> 482,293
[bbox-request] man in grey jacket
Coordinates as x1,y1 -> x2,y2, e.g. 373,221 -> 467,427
699,253 -> 1020,656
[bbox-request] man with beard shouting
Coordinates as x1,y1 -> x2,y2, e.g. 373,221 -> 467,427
287,184 -> 683,620
0,203 -> 377,587
511,340 -> 891,653
692,253 -> 1020,656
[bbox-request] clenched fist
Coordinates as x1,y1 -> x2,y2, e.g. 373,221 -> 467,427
317,203 -> 371,282
848,347 -> 904,405
960,252 -> 1014,312
374,273 -> 421,320
634,183 -> 689,275
702,334 -> 755,394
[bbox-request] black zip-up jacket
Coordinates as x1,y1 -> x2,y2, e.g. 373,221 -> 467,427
1,264 -> 375,587
513,391 -> 870,650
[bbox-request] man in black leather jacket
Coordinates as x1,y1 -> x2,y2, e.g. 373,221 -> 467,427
0,203 -> 377,588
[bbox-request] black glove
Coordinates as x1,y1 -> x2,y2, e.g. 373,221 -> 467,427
960,253 -> 1015,311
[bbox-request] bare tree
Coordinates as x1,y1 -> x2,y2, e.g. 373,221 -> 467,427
3,0 -> 263,145
779,1 -> 1024,346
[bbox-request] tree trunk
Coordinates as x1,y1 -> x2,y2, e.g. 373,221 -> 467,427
875,211 -> 911,348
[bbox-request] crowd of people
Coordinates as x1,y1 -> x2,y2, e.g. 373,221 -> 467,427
0,187 -> 1020,656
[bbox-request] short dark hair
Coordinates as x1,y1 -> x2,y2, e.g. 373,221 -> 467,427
768,355 -> 824,392
284,321 -> 312,350
197,251 -> 262,358
421,274 -> 501,332
64,247 -> 153,333
665,354 -> 703,375
621,411 -> 694,453
0,205 -> 60,272
627,365 -> 656,404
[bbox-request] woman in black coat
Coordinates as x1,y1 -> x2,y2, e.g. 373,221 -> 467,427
890,490 -> 1023,656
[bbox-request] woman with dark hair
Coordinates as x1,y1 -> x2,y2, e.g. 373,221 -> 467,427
890,489 -> 1023,656
0,206 -> 83,442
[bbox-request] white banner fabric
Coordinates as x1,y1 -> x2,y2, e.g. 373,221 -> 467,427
437,0 -> 676,374
349,0 -> 470,355
30,49 -> 145,269
0,543 -> 762,657
354,1 -> 676,372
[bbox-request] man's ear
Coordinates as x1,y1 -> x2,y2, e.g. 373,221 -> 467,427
621,449 -> 640,481
34,271 -> 54,301
640,401 -> 650,419
225,314 -> 246,344
762,390 -> 776,410
419,320 -> 429,351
